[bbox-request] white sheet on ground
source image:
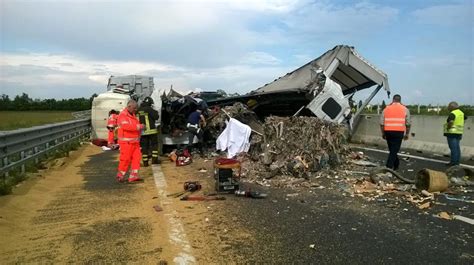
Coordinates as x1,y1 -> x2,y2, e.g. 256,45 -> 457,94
216,118 -> 252,158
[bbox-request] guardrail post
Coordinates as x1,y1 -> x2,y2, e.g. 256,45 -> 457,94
34,147 -> 39,164
20,151 -> 25,174
3,157 -> 9,178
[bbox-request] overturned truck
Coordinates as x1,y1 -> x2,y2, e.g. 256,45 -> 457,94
92,45 -> 390,148
206,45 -> 390,132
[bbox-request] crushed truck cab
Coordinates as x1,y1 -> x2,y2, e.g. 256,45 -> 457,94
207,45 -> 390,131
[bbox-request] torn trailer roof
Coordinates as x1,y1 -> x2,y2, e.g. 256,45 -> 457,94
207,45 -> 390,119
252,45 -> 389,95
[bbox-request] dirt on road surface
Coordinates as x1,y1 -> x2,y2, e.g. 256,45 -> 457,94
0,144 -> 242,264
4,142 -> 470,264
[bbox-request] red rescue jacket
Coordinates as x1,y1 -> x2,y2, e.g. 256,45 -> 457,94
117,108 -> 142,143
107,113 -> 118,128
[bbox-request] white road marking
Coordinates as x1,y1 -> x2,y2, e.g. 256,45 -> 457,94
355,146 -> 474,169
152,164 -> 196,264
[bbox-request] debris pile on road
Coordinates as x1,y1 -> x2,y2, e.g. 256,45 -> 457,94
242,116 -> 349,179
207,102 -> 263,138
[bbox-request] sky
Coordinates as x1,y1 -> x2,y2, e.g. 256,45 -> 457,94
0,0 -> 473,105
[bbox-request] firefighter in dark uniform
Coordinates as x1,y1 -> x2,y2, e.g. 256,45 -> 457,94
137,97 -> 160,166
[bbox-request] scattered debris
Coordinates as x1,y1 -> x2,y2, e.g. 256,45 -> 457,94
350,160 -> 378,167
418,202 -> 431,210
421,190 -> 434,198
243,116 -> 348,180
180,195 -> 226,201
184,181 -> 202,192
207,102 -> 263,138
436,211 -> 452,220
235,190 -> 268,199
370,167 -> 415,184
153,205 -> 163,212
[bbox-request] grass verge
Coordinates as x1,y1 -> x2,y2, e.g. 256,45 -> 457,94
0,111 -> 73,131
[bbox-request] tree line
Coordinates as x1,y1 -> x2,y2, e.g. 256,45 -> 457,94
0,93 -> 98,111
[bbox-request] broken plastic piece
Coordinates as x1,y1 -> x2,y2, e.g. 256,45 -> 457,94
436,211 -> 452,220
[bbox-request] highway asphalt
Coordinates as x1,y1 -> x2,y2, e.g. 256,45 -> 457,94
214,147 -> 474,264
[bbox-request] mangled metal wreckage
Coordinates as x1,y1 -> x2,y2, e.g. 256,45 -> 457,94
159,45 -> 390,146
206,45 -> 390,131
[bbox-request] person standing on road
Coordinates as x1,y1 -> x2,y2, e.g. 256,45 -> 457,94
137,97 -> 160,166
380,94 -> 411,170
106,109 -> 119,147
187,107 -> 206,155
444,101 -> 466,166
116,100 -> 144,183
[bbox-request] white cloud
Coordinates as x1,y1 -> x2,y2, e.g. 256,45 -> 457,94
239,51 -> 281,65
1,1 -> 471,104
0,52 -> 290,98
2,52 -> 180,83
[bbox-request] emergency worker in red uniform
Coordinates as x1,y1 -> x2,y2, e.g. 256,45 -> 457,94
380,94 -> 411,170
107,109 -> 119,147
116,100 -> 144,183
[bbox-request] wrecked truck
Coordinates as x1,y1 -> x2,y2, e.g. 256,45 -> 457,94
91,77 -> 222,147
92,45 -> 389,147
207,45 -> 390,132
91,75 -> 155,140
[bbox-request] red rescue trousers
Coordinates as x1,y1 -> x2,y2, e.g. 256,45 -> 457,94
118,142 -> 141,172
108,130 -> 115,145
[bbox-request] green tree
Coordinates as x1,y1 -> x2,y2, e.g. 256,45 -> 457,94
0,94 -> 12,110
12,93 -> 32,110
216,89 -> 227,97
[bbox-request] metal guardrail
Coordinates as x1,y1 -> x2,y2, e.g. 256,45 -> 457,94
72,109 -> 91,119
0,119 -> 91,177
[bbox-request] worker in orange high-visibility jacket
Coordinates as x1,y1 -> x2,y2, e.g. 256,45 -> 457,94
106,109 -> 119,147
379,94 -> 411,170
116,100 -> 144,183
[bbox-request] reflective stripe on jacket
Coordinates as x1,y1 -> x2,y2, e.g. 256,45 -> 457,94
138,105 -> 159,135
383,103 -> 407,132
138,111 -> 158,135
444,109 -> 464,135
117,108 -> 141,143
